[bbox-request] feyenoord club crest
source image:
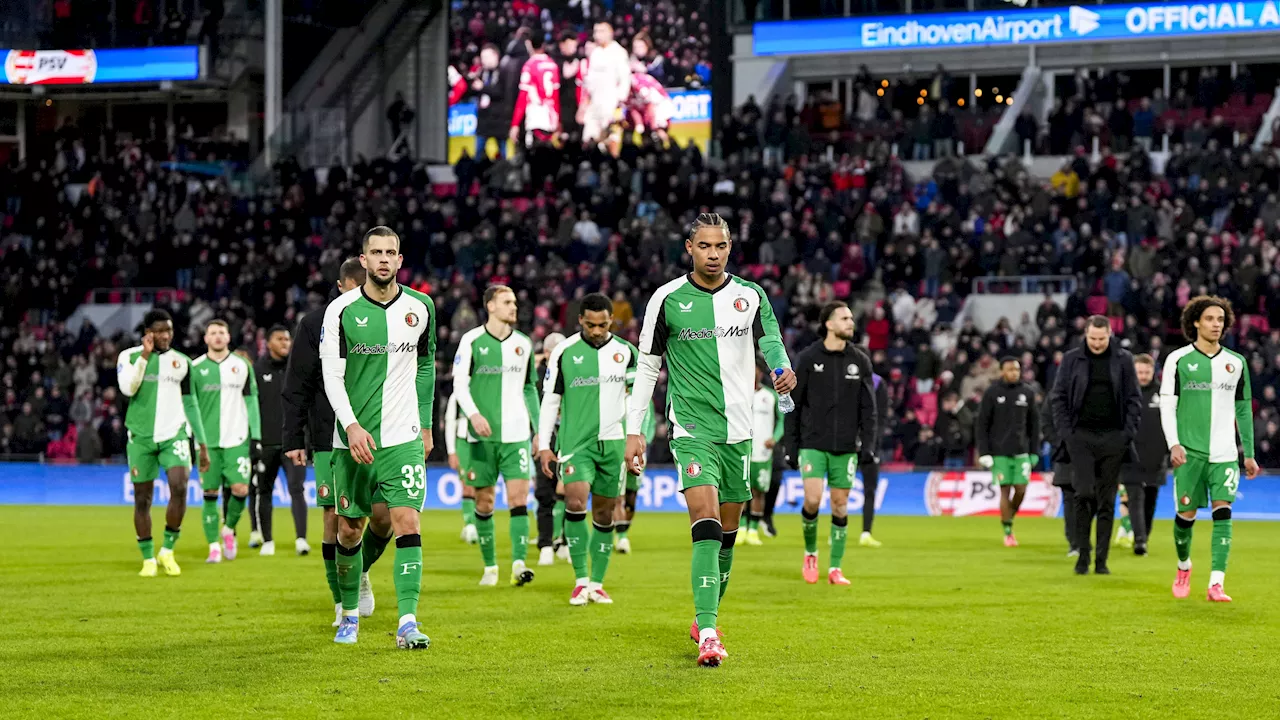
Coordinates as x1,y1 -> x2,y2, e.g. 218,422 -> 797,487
1226,363 -> 1234,373
564,464 -> 576,476
613,352 -> 624,363
131,466 -> 139,477
468,470 -> 476,481
686,461 -> 702,478
172,360 -> 181,369
339,496 -> 350,509
230,365 -> 238,373
319,484 -> 330,498
405,312 -> 419,327
803,463 -> 813,473
733,297 -> 749,312
1182,495 -> 1191,506
515,346 -> 524,356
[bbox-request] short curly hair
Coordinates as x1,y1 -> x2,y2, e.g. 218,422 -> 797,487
1181,295 -> 1235,342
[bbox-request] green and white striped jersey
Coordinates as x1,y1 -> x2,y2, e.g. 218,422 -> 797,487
190,352 -> 261,448
116,346 -> 207,444
444,392 -> 468,455
453,326 -> 540,443
319,286 -> 438,450
539,332 -> 638,453
1159,343 -> 1255,462
628,273 -> 790,444
751,385 -> 783,462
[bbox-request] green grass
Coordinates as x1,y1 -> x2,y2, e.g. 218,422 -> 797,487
3,507 -> 1280,719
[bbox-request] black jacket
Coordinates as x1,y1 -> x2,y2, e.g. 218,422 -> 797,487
784,341 -> 877,458
282,308 -> 335,454
976,381 -> 1041,458
1049,343 -> 1143,462
1042,394 -> 1074,487
254,353 -> 290,446
861,373 -> 890,464
1124,382 -> 1168,481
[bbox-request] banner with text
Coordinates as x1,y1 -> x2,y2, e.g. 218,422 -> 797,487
4,464 -> 1278,521
1,46 -> 200,84
754,2 -> 1280,55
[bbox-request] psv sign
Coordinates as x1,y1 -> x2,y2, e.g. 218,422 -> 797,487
925,470 -> 1062,517
5,49 -> 98,85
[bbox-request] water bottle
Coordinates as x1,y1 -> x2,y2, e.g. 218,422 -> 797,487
774,368 -> 795,414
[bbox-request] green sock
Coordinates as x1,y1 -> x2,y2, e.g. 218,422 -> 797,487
335,541 -> 363,612
1211,517 -> 1232,573
202,498 -> 220,544
225,494 -> 246,530
589,522 -> 614,584
476,511 -> 497,566
553,496 -> 566,539
322,542 -> 342,604
361,526 -> 392,572
717,530 -> 736,601
510,507 -> 530,562
461,497 -> 476,527
747,512 -> 759,532
802,509 -> 819,554
565,512 -> 589,580
138,537 -> 155,560
1174,518 -> 1194,563
393,535 -> 423,618
1120,515 -> 1132,533
1002,521 -> 1013,537
692,535 -> 722,632
162,526 -> 180,551
830,517 -> 849,570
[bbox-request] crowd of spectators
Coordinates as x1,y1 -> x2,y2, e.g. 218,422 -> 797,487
4,84 -> 1280,469
3,0 -> 220,50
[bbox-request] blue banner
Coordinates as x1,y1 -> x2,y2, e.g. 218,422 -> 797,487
753,2 -> 1280,55
448,88 -> 712,138
4,463 -> 1278,521
1,46 -> 200,85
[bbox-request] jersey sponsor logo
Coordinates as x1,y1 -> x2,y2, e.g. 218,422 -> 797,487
678,301 -> 695,313
405,312 -> 419,327
349,341 -> 418,355
613,352 -> 624,363
355,316 -> 370,327
685,461 -> 702,478
1182,380 -> 1235,392
813,364 -> 825,372
569,374 -> 627,387
143,374 -> 183,385
733,297 -> 750,312
200,383 -> 239,392
676,326 -> 749,341
475,364 -> 526,375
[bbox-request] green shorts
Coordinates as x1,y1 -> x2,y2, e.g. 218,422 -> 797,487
625,472 -> 641,492
127,432 -> 192,483
315,450 -> 335,508
1174,453 -> 1240,513
992,454 -> 1032,486
798,448 -> 859,490
332,442 -> 426,518
466,440 -> 532,488
454,438 -> 472,478
670,437 -> 751,505
749,460 -> 772,492
202,443 -> 251,491
559,440 -> 626,498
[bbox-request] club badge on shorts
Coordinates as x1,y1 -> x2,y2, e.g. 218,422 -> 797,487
686,461 -> 702,478
319,485 -> 330,499
339,496 -> 350,509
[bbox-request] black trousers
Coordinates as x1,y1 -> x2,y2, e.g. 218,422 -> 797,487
251,445 -> 307,542
859,459 -> 879,533
1055,462 -> 1077,549
1066,429 -> 1128,563
534,459 -> 558,549
1121,479 -> 1161,545
763,459 -> 783,525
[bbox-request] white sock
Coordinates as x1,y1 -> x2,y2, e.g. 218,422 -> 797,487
361,571 -> 370,581
699,627 -> 718,643
1178,560 -> 1192,571
1209,570 -> 1225,588
576,577 -> 589,588
513,560 -> 526,570
398,613 -> 416,628
209,542 -> 219,551
158,547 -> 172,556
587,581 -> 602,592
342,609 -> 358,618
805,551 -> 817,557
861,531 -> 871,538
334,602 -> 342,613
484,565 -> 499,573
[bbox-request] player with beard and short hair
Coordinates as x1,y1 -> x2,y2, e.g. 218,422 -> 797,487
118,309 -> 211,577
976,357 -> 1041,547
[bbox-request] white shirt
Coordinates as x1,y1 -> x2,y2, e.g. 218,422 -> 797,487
585,41 -> 630,101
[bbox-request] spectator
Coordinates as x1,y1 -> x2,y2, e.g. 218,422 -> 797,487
934,391 -> 974,468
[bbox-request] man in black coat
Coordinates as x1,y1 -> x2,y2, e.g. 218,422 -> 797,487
1119,353 -> 1168,556
251,324 -> 308,556
1049,316 -> 1144,575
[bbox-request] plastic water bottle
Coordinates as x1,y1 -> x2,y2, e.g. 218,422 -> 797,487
774,368 -> 795,414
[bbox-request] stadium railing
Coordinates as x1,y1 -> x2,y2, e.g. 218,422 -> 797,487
970,275 -> 1076,295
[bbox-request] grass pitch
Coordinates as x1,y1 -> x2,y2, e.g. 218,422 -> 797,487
3,506 -> 1280,719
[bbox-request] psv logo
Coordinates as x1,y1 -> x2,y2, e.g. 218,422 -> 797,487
405,312 -> 419,327
733,297 -> 749,312
686,461 -> 703,478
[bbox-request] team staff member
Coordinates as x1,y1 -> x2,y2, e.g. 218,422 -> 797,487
784,301 -> 877,586
1120,353 -> 1168,557
1043,393 -> 1078,556
533,332 -> 567,566
856,372 -> 889,548
1049,316 -> 1143,576
976,357 -> 1041,547
252,324 -> 309,556
284,259 -> 392,626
